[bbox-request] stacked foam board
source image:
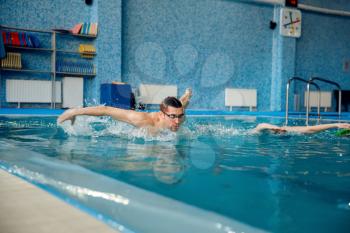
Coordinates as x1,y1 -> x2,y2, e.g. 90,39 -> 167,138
1,52 -> 22,69
71,23 -> 98,36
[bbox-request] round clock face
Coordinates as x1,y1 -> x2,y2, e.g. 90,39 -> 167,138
280,8 -> 302,38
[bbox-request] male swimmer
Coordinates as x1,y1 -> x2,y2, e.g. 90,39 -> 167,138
58,88 -> 192,134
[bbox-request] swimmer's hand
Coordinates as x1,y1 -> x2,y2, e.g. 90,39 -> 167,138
57,109 -> 77,125
185,88 -> 192,98
180,88 -> 192,108
336,123 -> 350,129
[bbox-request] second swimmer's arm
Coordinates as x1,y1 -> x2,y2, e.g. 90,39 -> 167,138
299,123 -> 350,133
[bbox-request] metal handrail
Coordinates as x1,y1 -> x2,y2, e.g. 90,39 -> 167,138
285,77 -> 321,125
306,77 -> 342,125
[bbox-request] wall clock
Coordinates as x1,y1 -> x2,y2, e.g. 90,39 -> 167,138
280,8 -> 302,38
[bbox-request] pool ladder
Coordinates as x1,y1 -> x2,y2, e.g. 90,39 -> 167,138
285,77 -> 320,125
285,77 -> 342,125
306,77 -> 342,125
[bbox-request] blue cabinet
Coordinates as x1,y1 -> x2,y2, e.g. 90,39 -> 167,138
100,83 -> 132,109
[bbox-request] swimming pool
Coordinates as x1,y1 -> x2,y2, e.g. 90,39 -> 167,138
0,114 -> 349,233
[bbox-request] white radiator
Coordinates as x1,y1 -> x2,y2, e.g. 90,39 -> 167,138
225,88 -> 257,111
62,77 -> 83,108
139,84 -> 178,104
304,91 -> 331,110
6,79 -> 61,103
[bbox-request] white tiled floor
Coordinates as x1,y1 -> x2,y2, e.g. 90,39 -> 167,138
0,169 -> 120,233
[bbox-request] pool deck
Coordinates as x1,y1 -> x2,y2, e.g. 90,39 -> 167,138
0,169 -> 119,233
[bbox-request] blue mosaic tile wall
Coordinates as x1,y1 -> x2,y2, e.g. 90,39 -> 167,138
1,0 -> 350,111
301,0 -> 350,11
295,10 -> 350,110
122,0 -> 274,110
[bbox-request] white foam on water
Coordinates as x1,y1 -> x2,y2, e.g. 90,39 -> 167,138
58,116 -> 179,142
58,116 -> 255,143
192,123 -> 245,137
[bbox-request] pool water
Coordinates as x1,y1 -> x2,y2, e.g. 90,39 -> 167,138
0,115 -> 349,233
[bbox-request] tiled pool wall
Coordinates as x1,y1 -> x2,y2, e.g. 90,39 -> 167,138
1,0 -> 350,111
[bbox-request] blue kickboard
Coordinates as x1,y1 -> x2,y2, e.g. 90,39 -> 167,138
100,84 -> 132,109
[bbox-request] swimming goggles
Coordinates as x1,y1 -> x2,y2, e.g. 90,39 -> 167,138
162,111 -> 185,119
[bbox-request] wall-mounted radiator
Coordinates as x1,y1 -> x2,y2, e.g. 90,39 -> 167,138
6,79 -> 61,105
304,91 -> 332,111
139,84 -> 177,104
62,77 -> 83,108
225,88 -> 257,111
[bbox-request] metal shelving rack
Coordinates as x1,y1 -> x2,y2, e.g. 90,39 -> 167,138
0,25 -> 97,109
52,31 -> 56,108
0,68 -> 52,74
55,72 -> 96,77
5,46 -> 54,52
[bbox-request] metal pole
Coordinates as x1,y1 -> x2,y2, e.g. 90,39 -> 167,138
285,82 -> 290,125
338,90 -> 342,118
306,83 -> 310,126
317,90 -> 321,124
51,31 -> 56,109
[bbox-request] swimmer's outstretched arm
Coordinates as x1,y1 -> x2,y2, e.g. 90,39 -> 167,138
180,88 -> 192,109
252,122 -> 350,134
57,106 -> 152,127
287,123 -> 350,134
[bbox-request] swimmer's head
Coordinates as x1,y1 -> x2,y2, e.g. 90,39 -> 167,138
160,97 -> 185,132
160,97 -> 183,112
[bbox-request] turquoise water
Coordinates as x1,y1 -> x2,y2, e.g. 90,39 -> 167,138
0,115 -> 349,233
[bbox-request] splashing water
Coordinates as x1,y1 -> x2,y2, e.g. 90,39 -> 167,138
58,116 -> 179,142
57,115 -> 253,143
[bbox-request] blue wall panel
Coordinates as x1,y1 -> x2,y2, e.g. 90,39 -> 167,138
296,13 -> 350,87
295,2 -> 350,110
122,0 -> 274,110
300,0 -> 350,11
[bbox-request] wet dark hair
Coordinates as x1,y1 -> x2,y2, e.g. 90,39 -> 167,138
160,96 -> 183,112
